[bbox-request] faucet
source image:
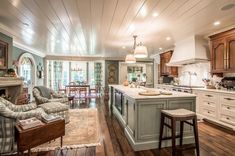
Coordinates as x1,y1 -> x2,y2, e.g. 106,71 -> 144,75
183,71 -> 197,86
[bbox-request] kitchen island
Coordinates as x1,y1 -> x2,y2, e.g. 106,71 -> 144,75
109,85 -> 196,151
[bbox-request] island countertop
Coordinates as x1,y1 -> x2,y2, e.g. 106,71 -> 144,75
110,85 -> 196,100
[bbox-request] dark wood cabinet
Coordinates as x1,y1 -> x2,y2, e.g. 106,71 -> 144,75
226,35 -> 235,71
160,51 -> 178,76
210,28 -> 235,73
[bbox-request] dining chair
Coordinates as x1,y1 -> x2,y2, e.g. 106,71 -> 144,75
68,82 -> 78,96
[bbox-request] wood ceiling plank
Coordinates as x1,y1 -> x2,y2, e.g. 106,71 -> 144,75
0,0 -> 47,48
61,0 -> 87,54
34,0 -> 70,43
90,0 -> 104,54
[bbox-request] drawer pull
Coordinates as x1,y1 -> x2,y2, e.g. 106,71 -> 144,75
206,95 -> 213,97
207,111 -> 210,114
207,102 -> 210,105
227,107 -> 231,110
226,117 -> 230,120
224,98 -> 235,101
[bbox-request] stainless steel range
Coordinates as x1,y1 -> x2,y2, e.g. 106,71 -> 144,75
171,85 -> 204,93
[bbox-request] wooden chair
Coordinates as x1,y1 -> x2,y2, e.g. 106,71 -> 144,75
58,83 -> 66,94
68,82 -> 78,96
159,109 -> 200,156
78,87 -> 87,97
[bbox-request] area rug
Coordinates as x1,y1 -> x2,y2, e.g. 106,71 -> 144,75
32,108 -> 101,152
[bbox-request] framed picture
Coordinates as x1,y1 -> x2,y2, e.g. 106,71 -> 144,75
0,40 -> 8,69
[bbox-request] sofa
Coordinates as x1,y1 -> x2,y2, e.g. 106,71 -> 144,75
0,97 -> 69,154
33,86 -> 69,105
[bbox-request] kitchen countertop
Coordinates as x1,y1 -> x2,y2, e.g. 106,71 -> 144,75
156,84 -> 204,89
110,85 -> 196,99
192,88 -> 235,95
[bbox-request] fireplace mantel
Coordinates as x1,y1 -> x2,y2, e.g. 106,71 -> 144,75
0,77 -> 23,104
0,77 -> 23,87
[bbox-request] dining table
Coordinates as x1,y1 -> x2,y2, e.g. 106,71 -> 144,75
65,84 -> 91,95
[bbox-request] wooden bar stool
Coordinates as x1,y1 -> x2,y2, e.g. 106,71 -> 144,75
159,109 -> 200,156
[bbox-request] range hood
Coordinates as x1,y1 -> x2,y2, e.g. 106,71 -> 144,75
167,36 -> 210,66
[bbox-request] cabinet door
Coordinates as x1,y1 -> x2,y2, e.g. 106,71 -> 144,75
226,36 -> 235,71
137,101 -> 167,141
126,98 -> 135,137
212,40 -> 226,71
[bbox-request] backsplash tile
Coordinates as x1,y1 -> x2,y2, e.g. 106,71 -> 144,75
178,62 -> 210,86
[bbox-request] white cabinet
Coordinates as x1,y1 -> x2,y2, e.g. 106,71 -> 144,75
193,89 -> 235,130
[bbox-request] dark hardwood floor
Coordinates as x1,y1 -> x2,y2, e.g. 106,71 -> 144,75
12,96 -> 235,156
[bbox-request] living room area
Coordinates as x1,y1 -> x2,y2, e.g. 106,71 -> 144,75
0,30 -> 111,155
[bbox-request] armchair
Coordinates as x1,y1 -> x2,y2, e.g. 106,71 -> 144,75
33,86 -> 69,105
0,97 -> 47,154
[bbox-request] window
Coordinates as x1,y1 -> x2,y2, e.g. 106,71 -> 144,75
19,57 -> 32,86
47,60 -> 103,91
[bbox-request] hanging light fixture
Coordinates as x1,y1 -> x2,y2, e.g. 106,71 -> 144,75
125,35 -> 137,63
134,42 -> 148,58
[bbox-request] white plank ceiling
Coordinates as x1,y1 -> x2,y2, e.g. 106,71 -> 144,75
0,0 -> 235,58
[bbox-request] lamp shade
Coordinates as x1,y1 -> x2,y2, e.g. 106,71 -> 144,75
134,45 -> 148,58
125,54 -> 136,63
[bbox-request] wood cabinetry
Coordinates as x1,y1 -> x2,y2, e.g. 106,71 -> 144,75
210,28 -> 235,73
160,51 -> 178,76
193,89 -> 235,130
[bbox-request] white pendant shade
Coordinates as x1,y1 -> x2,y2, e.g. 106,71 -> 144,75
134,45 -> 148,58
125,54 -> 136,63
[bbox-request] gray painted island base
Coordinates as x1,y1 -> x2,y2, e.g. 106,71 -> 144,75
109,85 -> 196,151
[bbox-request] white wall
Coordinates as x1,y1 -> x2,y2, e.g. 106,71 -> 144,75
178,62 -> 210,86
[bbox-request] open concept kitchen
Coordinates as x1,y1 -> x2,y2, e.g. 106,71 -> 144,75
0,0 -> 235,156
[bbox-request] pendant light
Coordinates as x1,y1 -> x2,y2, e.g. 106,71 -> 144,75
134,42 -> 148,58
125,35 -> 137,63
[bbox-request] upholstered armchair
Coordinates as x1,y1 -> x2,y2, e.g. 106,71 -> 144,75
33,86 -> 69,105
0,97 -> 47,154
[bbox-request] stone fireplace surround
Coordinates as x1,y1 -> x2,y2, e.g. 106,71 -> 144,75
0,77 -> 23,104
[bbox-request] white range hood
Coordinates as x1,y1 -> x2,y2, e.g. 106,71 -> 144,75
167,36 -> 210,66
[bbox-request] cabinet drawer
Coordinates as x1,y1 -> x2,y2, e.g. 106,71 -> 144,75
220,114 -> 235,126
220,103 -> 235,117
220,95 -> 235,105
201,108 -> 216,118
202,100 -> 217,108
201,93 -> 218,102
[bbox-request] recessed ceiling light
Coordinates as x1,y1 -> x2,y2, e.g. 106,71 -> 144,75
152,12 -> 159,17
221,3 -> 235,11
213,21 -> 220,26
159,47 -> 162,50
166,37 -> 171,41
122,46 -> 126,49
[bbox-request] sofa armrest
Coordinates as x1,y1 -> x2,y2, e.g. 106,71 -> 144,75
51,89 -> 66,98
13,103 -> 37,112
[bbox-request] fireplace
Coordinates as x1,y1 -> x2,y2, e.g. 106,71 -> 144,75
0,77 -> 23,104
0,88 -> 6,97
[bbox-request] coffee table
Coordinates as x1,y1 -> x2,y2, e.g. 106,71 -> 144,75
15,119 -> 65,156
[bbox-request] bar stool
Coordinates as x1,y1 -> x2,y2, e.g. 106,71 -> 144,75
159,109 -> 200,156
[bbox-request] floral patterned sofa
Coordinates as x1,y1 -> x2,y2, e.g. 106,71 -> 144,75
0,97 -> 69,154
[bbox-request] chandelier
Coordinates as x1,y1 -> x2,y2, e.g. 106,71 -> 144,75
125,35 -> 137,63
134,42 -> 148,58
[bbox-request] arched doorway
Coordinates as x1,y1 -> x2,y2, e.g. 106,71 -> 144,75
18,53 -> 36,102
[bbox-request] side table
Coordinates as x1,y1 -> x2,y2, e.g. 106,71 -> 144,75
15,119 -> 65,156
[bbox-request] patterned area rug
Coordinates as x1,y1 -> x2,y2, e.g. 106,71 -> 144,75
32,108 -> 101,152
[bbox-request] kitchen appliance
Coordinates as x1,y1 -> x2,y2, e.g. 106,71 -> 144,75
162,76 -> 174,84
171,85 -> 204,93
167,36 -> 209,66
220,77 -> 235,90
